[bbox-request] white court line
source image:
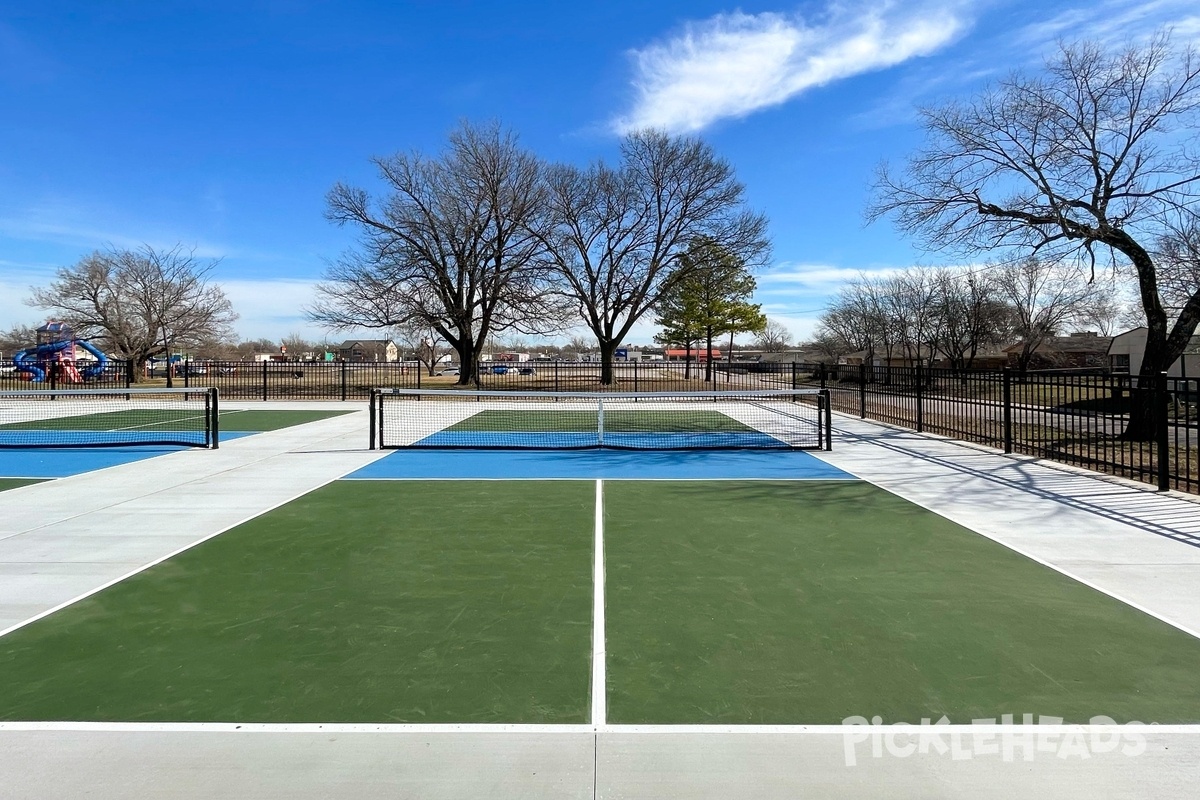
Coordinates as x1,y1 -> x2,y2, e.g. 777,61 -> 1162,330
592,479 -> 606,727
2,721 -> 1199,735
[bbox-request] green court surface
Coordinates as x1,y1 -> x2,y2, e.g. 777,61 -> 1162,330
3,476 -> 1200,725
216,408 -> 352,431
0,480 -> 593,723
448,409 -> 755,433
0,408 -> 350,433
0,478 -> 44,492
605,481 -> 1200,724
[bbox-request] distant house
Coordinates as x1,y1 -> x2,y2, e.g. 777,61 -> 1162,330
336,339 -> 398,363
1004,332 -> 1112,370
1108,327 -> 1200,378
838,348 -> 935,369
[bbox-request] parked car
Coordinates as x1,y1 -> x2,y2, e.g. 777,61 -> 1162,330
518,366 -> 536,376
490,365 -> 509,375
436,366 -> 460,376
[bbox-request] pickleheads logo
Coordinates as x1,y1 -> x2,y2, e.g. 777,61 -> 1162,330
841,715 -> 1147,766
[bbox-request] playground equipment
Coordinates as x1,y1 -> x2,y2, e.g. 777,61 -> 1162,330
12,321 -> 109,383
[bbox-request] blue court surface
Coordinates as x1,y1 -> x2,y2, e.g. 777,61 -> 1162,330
0,433 -> 254,479
347,448 -> 854,480
412,431 -> 789,449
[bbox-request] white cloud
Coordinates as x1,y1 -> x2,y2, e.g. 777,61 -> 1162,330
1014,0 -> 1200,49
612,1 -> 972,133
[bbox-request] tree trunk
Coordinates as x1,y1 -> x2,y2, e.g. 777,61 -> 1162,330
598,339 -> 617,385
456,343 -> 477,386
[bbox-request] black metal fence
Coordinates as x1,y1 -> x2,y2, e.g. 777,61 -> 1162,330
2,356 -> 1194,494
802,363 -> 1198,496
0,360 -> 134,392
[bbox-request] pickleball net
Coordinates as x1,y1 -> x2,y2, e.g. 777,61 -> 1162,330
370,388 -> 831,451
0,387 -> 220,449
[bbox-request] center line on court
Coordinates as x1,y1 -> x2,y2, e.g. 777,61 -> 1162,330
591,478 -> 606,726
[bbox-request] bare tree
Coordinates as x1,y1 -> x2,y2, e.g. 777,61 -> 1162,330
28,245 -> 237,382
992,257 -> 1100,371
538,130 -> 769,384
0,323 -> 37,358
752,319 -> 793,352
392,322 -> 449,375
314,121 -> 566,385
931,268 -> 1012,371
871,34 -> 1200,436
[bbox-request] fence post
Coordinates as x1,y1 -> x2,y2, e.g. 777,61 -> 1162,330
368,389 -> 377,450
555,361 -> 560,393
339,360 -> 347,401
1157,371 -> 1171,491
791,361 -> 798,390
858,363 -> 867,418
819,363 -> 827,390
1002,367 -> 1013,454
261,360 -> 268,402
416,362 -> 422,389
125,359 -> 133,388
915,362 -> 924,432
633,360 -> 639,393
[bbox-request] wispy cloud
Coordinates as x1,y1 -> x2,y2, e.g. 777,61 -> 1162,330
0,210 -> 229,261
612,1 -> 973,133
1013,0 -> 1200,50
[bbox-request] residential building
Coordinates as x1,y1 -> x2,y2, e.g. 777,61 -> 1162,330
336,340 -> 399,363
1107,327 -> 1200,378
1003,332 -> 1112,370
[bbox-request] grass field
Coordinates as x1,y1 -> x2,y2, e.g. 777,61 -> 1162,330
3,476 -> 1200,725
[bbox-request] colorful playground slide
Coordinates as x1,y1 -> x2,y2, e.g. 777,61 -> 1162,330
12,338 -> 109,383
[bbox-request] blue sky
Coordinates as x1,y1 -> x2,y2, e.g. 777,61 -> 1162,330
2,0 -> 1198,346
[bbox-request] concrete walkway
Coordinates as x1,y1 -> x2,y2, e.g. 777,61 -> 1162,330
2,407 -> 1200,798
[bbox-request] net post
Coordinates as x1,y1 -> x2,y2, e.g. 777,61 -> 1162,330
261,360 -> 268,402
341,360 -> 349,401
209,387 -> 220,449
369,389 -> 377,450
597,395 -> 604,447
822,388 -> 832,450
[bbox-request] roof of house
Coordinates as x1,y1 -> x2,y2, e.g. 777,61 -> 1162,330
337,339 -> 394,350
1002,333 -> 1112,354
664,348 -> 722,357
